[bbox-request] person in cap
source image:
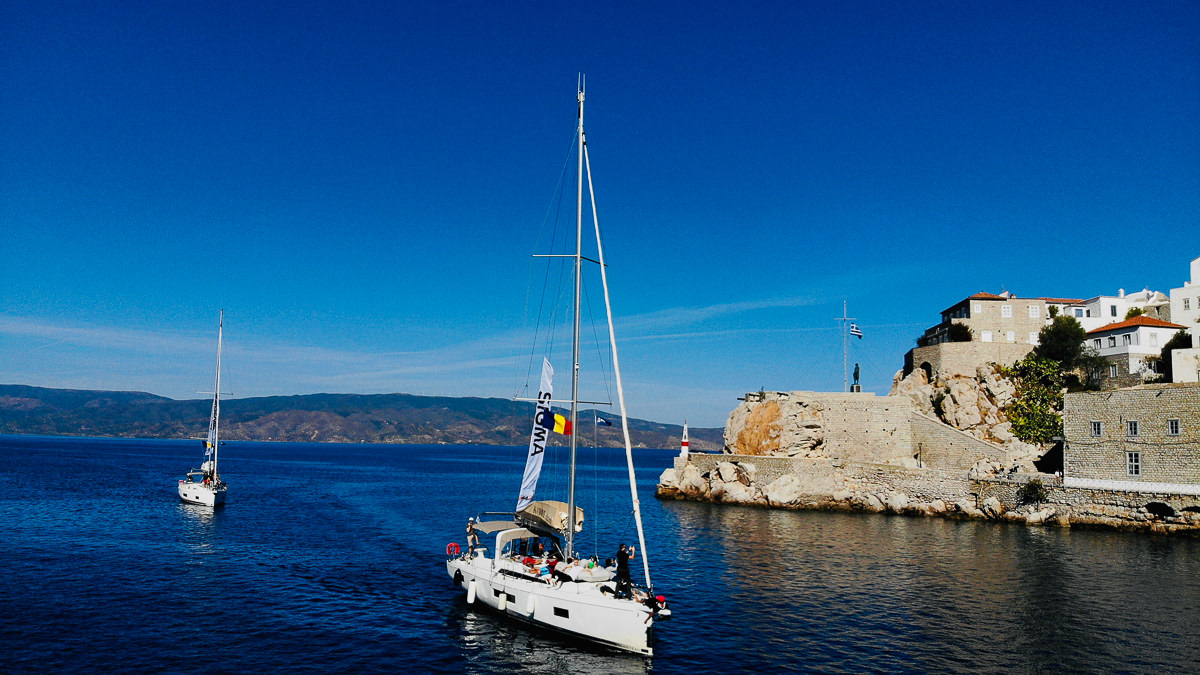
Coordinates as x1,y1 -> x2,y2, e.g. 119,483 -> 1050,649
466,517 -> 479,554
643,593 -> 667,623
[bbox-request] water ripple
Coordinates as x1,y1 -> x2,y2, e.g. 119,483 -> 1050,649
2,436 -> 1199,673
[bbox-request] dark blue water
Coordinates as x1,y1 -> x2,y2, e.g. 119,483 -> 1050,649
2,435 -> 1198,674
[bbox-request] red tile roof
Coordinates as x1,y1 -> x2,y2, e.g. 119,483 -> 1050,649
968,292 -> 1008,300
1086,315 -> 1186,334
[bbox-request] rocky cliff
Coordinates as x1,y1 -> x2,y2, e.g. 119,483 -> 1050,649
889,364 -> 1044,470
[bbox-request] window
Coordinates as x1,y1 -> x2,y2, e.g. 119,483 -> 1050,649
1029,332 -> 1039,345
981,331 -> 993,343
1001,305 -> 1013,318
1122,334 -> 1132,346
1127,451 -> 1141,477
1185,298 -> 1191,311
1093,338 -> 1102,350
1090,421 -> 1102,437
1006,331 -> 1016,342
973,303 -> 982,313
554,607 -> 570,618
1150,333 -> 1159,347
1168,419 -> 1180,436
1107,336 -> 1117,348
1110,305 -> 1118,317
1109,364 -> 1119,378
1127,420 -> 1139,436
1074,308 -> 1084,317
1028,305 -> 1040,319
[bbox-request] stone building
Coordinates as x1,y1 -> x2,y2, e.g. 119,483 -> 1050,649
906,287 -> 1175,382
907,291 -> 1052,379
1084,315 -> 1187,388
918,291 -> 1050,348
1063,384 -> 1200,495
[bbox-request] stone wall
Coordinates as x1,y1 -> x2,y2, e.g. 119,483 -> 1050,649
1063,384 -> 1200,485
724,391 -> 915,466
906,342 -> 1034,379
911,411 -> 1009,470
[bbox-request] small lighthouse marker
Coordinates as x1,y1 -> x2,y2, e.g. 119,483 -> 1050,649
679,421 -> 690,458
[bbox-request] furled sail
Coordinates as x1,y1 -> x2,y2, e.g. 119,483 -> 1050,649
516,358 -> 554,511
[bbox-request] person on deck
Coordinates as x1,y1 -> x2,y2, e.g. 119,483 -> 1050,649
554,557 -> 579,584
615,543 -> 635,598
465,517 -> 479,554
644,594 -> 667,623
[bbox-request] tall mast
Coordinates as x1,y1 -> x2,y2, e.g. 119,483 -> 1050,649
566,81 -> 584,556
209,309 -> 223,477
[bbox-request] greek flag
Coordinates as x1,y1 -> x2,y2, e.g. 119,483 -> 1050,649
850,323 -> 863,339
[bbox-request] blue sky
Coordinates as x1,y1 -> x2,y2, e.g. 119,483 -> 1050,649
3,1 -> 1198,427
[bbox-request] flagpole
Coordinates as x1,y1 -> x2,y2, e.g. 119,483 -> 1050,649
840,301 -> 857,393
842,301 -> 848,393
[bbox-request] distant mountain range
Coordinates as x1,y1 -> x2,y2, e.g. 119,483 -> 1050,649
0,384 -> 724,451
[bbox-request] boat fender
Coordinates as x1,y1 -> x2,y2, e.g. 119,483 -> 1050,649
466,580 -> 477,604
525,594 -> 536,615
453,570 -> 464,585
446,542 -> 460,557
497,589 -> 507,611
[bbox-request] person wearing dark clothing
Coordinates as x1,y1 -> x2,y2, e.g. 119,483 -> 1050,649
642,594 -> 667,623
615,543 -> 635,599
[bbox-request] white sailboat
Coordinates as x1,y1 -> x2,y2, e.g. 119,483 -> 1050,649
446,83 -> 669,655
178,311 -> 228,507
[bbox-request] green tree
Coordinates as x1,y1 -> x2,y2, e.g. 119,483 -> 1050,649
1074,348 -> 1109,390
1017,477 -> 1049,507
1124,307 -> 1144,320
1156,330 -> 1192,382
1002,356 -> 1064,444
947,323 -> 973,342
1032,315 -> 1088,370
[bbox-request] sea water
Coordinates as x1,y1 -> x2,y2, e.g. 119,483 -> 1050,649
1,434 -> 1198,674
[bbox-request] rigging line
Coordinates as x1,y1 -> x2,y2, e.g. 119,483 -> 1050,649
580,275 -> 615,410
515,128 -> 580,396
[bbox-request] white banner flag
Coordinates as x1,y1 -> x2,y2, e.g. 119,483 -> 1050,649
516,358 -> 554,512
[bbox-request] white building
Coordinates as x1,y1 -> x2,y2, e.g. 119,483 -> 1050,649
1085,316 -> 1186,387
1169,256 -> 1200,383
1075,288 -> 1171,333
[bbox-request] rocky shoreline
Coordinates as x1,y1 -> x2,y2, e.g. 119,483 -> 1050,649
657,456 -> 1200,536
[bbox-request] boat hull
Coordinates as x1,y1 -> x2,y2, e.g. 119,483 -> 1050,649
178,481 -> 227,507
447,553 -> 654,655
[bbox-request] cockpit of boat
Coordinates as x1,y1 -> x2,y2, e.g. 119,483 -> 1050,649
500,534 -> 563,560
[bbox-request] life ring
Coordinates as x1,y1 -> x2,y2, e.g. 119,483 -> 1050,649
447,542 -> 461,556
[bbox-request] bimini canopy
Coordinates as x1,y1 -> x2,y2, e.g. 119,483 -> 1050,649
517,500 -> 584,534
475,520 -> 519,535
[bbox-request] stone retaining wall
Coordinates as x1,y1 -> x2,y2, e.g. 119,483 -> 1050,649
906,342 -> 1033,378
910,411 -> 1007,470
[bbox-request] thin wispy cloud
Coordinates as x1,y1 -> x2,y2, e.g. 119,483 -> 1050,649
615,295 -> 822,334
